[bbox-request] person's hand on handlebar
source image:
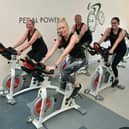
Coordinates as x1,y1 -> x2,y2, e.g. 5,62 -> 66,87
17,50 -> 22,56
109,48 -> 114,54
46,65 -> 55,71
93,42 -> 101,52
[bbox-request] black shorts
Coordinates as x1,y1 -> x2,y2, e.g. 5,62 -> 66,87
27,48 -> 47,62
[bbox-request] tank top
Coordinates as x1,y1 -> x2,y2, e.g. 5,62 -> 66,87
27,28 -> 47,51
61,33 -> 85,58
109,28 -> 126,53
75,23 -> 85,34
74,23 -> 92,44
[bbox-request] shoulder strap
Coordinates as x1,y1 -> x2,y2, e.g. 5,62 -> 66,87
27,28 -> 37,40
61,33 -> 73,44
75,23 -> 84,31
110,28 -> 113,35
27,30 -> 30,39
80,23 -> 84,29
118,28 -> 122,33
32,28 -> 37,36
67,33 -> 73,43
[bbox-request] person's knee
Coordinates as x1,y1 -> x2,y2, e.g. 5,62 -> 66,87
112,62 -> 118,77
61,69 -> 69,80
63,67 -> 73,75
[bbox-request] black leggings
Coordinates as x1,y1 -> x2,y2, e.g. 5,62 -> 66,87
112,48 -> 126,78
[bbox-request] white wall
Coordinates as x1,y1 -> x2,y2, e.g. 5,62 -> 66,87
0,0 -> 129,87
0,0 -> 86,86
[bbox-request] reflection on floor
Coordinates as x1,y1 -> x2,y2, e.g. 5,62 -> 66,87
0,91 -> 129,129
0,58 -> 129,129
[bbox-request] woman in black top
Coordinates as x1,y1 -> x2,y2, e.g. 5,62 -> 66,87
41,18 -> 86,98
13,19 -> 48,62
98,17 -> 127,88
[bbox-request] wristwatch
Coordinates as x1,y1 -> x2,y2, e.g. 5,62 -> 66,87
53,64 -> 58,69
20,49 -> 24,52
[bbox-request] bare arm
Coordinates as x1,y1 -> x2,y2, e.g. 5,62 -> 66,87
78,24 -> 87,40
54,34 -> 79,66
111,29 -> 126,52
13,31 -> 28,48
41,36 -> 61,64
71,24 -> 76,33
19,30 -> 41,52
98,28 -> 110,44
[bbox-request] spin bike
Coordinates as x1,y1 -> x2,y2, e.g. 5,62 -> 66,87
0,42 -> 45,104
27,63 -> 86,129
84,43 -> 115,100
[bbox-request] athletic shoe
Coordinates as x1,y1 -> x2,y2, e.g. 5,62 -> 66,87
116,84 -> 125,89
66,84 -> 82,101
111,79 -> 119,88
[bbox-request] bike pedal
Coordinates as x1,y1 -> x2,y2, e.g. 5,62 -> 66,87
26,116 -> 32,123
0,90 -> 4,95
65,97 -> 71,105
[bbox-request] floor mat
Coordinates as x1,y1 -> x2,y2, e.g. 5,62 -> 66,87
79,126 -> 88,129
0,91 -> 129,129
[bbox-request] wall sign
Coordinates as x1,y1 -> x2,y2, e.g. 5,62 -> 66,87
18,17 -> 59,24
87,2 -> 105,32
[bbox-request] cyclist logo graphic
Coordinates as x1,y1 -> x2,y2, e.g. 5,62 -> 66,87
87,2 -> 105,32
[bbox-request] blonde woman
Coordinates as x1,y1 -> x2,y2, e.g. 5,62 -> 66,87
41,18 -> 86,99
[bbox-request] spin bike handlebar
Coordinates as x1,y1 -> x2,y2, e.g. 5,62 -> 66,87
88,42 -> 111,61
34,63 -> 54,75
87,44 -> 97,55
31,63 -> 54,82
0,42 -> 17,60
20,57 -> 54,75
